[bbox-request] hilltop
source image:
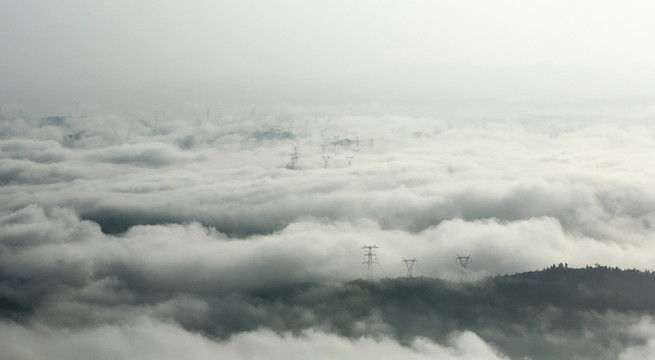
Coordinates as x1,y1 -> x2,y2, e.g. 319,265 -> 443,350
220,266 -> 655,360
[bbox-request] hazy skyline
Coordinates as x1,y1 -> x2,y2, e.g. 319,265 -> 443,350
2,1 -> 655,113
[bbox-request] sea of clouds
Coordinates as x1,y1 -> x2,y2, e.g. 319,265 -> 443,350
2,106 -> 655,359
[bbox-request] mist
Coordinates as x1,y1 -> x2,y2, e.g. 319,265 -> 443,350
2,109 -> 655,359
3,1 -> 655,359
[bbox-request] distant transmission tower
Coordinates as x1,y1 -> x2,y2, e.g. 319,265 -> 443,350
401,258 -> 418,278
362,245 -> 379,280
346,155 -> 354,166
287,145 -> 300,169
322,155 -> 330,168
456,254 -> 472,282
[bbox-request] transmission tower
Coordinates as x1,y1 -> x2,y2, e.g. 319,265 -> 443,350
456,254 -> 472,281
287,145 -> 300,169
362,245 -> 378,280
322,155 -> 330,168
456,254 -> 472,268
401,258 -> 418,278
346,155 -> 354,166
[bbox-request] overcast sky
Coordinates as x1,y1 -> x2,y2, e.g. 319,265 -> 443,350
2,0 -> 655,113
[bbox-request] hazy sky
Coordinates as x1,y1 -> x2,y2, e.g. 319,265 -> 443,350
2,1 -> 655,112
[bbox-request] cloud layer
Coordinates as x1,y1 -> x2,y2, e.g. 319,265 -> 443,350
0,320 -> 512,360
2,108 -> 655,358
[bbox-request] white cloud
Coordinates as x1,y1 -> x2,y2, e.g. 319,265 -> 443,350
2,113 -> 655,279
2,108 -> 655,358
619,317 -> 655,360
0,319 -> 509,360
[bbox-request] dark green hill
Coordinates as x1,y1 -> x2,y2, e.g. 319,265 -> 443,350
3,265 -> 654,360
208,266 -> 655,360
